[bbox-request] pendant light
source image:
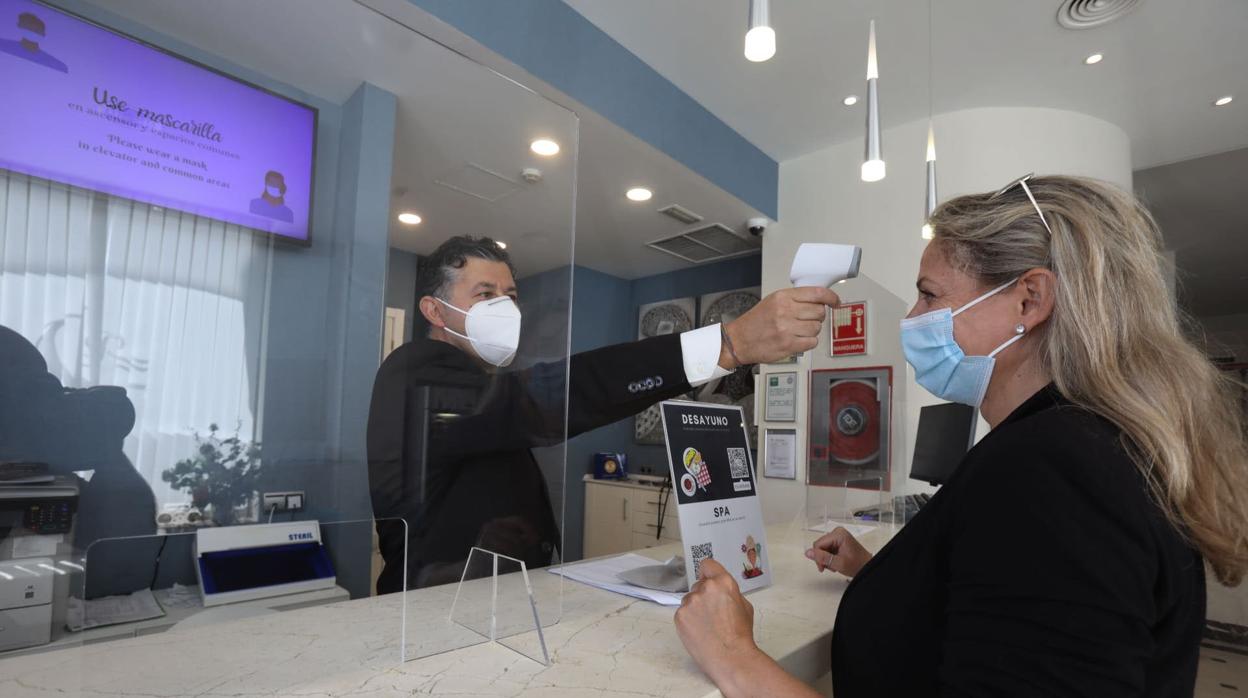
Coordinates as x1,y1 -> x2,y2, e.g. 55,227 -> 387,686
921,125 -> 936,239
744,0 -> 776,62
921,0 -> 937,239
861,20 -> 885,182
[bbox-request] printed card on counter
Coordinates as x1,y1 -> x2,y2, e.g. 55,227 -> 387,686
660,401 -> 771,593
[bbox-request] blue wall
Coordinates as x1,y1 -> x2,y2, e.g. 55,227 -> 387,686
542,256 -> 762,562
406,0 -> 778,220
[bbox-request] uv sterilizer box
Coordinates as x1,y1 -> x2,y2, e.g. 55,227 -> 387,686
194,521 -> 336,607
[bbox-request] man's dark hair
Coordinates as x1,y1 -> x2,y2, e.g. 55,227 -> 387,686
414,236 -> 514,335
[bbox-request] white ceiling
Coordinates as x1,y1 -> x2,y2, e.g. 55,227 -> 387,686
564,0 -> 1248,169
93,0 -> 762,281
1135,147 -> 1248,318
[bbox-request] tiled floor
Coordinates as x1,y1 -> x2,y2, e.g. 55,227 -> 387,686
1199,646 -> 1248,696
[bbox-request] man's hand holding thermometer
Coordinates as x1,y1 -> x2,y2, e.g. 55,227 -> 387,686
716,243 -> 860,369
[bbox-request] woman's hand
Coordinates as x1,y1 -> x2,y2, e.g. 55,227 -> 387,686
674,558 -> 761,685
805,527 -> 872,578
673,559 -> 827,698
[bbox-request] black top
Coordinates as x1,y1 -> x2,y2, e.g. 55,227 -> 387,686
366,333 -> 695,591
831,385 -> 1206,697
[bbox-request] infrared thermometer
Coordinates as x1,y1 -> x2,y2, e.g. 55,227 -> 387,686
789,243 -> 862,287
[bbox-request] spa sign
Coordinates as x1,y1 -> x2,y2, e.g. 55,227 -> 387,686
659,401 -> 771,593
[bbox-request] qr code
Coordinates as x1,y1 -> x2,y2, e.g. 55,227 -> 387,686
727,448 -> 749,479
690,542 -> 714,579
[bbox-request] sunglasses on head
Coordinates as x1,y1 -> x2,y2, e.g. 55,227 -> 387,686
991,173 -> 1053,237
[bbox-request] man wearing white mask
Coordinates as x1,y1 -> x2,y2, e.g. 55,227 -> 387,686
367,236 -> 838,592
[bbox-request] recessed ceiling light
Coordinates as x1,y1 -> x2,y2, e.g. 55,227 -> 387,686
530,139 -> 560,156
1214,95 -> 1234,106
842,95 -> 859,106
496,241 -> 507,249
397,212 -> 421,225
626,187 -> 653,202
1084,53 -> 1103,65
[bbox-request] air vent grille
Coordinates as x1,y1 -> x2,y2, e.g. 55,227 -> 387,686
686,225 -> 757,255
647,223 -> 761,264
1057,0 -> 1140,29
657,203 -> 703,225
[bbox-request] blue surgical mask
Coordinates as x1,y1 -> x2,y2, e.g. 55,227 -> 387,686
899,279 -> 1025,407
266,185 -> 283,198
21,30 -> 42,46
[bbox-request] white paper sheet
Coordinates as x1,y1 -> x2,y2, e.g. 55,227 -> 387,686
548,553 -> 685,607
11,534 -> 61,558
805,521 -> 878,539
155,582 -> 202,610
67,588 -> 166,631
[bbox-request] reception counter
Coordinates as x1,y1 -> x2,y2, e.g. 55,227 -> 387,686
0,521 -> 896,697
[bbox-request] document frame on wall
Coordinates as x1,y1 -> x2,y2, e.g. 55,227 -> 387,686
806,366 -> 892,491
763,371 -> 798,422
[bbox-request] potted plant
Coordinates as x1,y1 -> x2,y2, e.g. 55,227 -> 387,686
162,423 -> 263,526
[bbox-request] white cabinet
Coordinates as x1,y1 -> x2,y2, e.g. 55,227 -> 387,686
583,477 -> 680,559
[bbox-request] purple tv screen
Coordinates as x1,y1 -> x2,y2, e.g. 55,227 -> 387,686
0,0 -> 316,242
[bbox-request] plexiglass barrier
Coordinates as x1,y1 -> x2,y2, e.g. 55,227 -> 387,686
1,0 -> 577,686
352,0 -> 578,663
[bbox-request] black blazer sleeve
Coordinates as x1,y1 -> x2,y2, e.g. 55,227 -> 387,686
373,333 -> 697,465
564,332 -> 694,437
938,429 -> 1162,697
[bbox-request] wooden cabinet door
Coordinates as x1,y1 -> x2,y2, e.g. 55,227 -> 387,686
583,482 -> 634,558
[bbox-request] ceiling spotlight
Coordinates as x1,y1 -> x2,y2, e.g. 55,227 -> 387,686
921,223 -> 934,240
397,212 -> 421,225
1084,53 -> 1103,65
496,241 -> 507,249
842,95 -> 859,106
1214,95 -> 1234,106
744,0 -> 776,62
626,187 -> 653,202
530,139 -> 560,156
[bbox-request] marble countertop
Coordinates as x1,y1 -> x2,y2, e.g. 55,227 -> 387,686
0,520 -> 896,697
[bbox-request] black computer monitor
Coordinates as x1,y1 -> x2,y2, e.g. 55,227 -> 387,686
909,403 -> 978,486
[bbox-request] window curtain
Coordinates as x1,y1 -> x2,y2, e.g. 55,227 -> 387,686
0,168 -> 270,505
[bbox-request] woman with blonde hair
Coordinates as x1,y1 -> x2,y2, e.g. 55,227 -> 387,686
673,174 -> 1248,697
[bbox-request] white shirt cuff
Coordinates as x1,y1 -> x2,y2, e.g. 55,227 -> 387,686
680,324 -> 735,387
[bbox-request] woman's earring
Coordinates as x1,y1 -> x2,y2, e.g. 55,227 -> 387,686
1015,324 -> 1026,335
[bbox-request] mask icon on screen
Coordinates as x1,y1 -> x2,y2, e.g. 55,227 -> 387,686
249,170 -> 294,223
2,12 -> 68,73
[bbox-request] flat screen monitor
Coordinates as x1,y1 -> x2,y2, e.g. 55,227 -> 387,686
0,0 -> 316,242
909,402 -> 978,486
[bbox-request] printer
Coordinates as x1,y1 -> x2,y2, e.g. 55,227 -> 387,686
0,473 -> 79,558
0,557 -> 56,652
194,521 -> 335,607
0,472 -> 78,652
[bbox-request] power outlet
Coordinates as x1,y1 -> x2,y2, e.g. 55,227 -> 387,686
261,491 -> 305,514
